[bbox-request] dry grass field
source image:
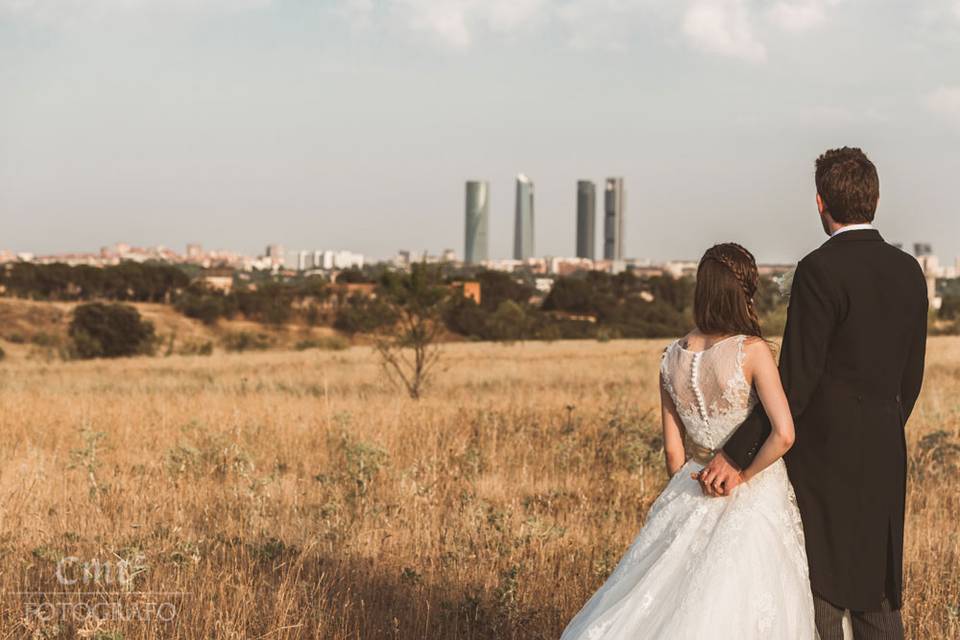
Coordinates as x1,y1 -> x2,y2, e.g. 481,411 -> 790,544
0,337 -> 956,638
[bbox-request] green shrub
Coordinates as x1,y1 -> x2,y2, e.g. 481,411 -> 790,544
222,331 -> 273,352
30,332 -> 61,347
69,303 -> 156,359
176,292 -> 231,325
761,306 -> 788,337
294,335 -> 349,351
179,340 -> 215,356
333,294 -> 397,335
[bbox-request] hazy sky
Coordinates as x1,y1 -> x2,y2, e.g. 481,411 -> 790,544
2,0 -> 960,264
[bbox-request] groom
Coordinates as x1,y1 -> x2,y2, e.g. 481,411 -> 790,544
698,147 -> 928,640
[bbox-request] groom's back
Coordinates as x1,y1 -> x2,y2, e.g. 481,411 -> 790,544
806,231 -> 927,395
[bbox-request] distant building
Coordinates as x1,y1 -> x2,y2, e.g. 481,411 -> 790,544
186,243 -> 203,261
916,254 -> 941,277
452,281 -> 482,304
200,269 -> 234,293
604,177 -> 625,260
757,264 -> 795,277
576,180 -> 596,259
663,261 -> 699,279
296,250 -> 310,271
265,244 -> 285,267
514,174 -> 535,260
915,253 -> 942,310
319,250 -> 364,270
549,256 -> 594,276
465,181 -> 490,265
392,249 -> 437,269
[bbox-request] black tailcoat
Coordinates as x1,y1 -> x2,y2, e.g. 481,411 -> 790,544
723,229 -> 928,612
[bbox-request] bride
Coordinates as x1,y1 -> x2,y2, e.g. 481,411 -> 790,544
561,243 -> 818,639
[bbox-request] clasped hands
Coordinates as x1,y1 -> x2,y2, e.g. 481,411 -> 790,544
690,452 -> 744,497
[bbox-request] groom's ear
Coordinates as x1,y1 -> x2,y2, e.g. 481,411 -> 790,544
816,193 -> 826,215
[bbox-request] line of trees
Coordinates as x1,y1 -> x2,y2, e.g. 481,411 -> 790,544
1,262 -> 190,302
2,261 -> 795,342
175,279 -> 329,327
336,268 -> 785,342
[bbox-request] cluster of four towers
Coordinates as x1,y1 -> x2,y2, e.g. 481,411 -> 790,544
464,177 -> 625,265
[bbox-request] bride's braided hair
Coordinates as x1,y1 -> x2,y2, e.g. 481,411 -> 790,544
695,243 -> 763,338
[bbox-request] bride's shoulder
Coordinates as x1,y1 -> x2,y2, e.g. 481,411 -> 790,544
741,335 -> 773,350
664,332 -> 695,353
660,335 -> 685,361
739,335 -> 777,369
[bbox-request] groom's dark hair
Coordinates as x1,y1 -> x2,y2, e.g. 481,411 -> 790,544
815,147 -> 879,224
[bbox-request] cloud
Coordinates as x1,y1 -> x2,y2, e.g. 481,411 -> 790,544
394,0 -> 547,48
1,0 -> 844,61
768,1 -> 826,31
798,104 -> 890,126
768,0 -> 847,32
0,0 -> 272,21
396,0 -> 473,48
924,85 -> 960,126
682,0 -> 766,62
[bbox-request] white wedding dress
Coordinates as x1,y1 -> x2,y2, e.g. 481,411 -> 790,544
561,335 -> 818,639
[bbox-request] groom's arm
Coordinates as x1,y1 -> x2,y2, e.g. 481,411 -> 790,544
900,274 -> 928,424
722,402 -> 770,471
722,257 -> 838,470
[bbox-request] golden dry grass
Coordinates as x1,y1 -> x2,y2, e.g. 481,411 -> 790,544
0,337 -> 956,638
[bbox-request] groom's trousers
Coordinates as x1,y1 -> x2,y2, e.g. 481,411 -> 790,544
813,594 -> 904,640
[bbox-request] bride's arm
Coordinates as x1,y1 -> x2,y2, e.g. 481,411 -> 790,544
660,373 -> 686,476
739,339 -> 796,482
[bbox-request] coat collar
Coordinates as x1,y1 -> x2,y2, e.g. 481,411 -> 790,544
824,228 -> 884,246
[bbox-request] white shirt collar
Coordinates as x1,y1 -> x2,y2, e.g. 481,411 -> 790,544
831,223 -> 875,237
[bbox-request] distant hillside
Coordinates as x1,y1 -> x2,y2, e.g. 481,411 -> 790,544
0,298 -> 348,363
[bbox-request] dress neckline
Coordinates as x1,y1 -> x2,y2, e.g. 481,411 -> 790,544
676,333 -> 741,355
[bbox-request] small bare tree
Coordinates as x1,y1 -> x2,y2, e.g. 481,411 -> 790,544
374,264 -> 449,399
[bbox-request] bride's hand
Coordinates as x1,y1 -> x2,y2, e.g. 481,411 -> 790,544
697,452 -> 742,497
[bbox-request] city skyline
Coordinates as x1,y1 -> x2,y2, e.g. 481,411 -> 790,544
5,191 -> 957,268
2,2 -> 959,264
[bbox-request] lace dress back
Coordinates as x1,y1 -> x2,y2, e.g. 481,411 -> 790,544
560,333 -> 817,640
660,334 -> 757,451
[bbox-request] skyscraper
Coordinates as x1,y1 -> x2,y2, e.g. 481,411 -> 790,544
464,181 -> 489,264
514,173 -> 535,260
576,180 -> 596,259
604,177 -> 625,260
